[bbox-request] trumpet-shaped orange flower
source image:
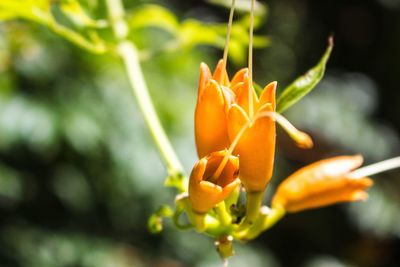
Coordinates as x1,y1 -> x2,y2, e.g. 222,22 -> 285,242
272,155 -> 373,213
227,75 -> 276,192
189,150 -> 240,214
195,60 -> 232,158
195,59 -> 276,193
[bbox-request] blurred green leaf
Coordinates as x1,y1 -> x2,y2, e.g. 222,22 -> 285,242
0,0 -> 51,23
179,19 -> 225,49
128,4 -> 179,35
276,36 -> 333,113
0,164 -> 22,201
253,83 -> 263,96
207,0 -> 267,15
129,4 -> 269,64
60,0 -> 107,28
0,0 -> 107,53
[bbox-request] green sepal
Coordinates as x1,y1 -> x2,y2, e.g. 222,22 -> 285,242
276,36 -> 334,113
147,205 -> 174,234
164,171 -> 187,193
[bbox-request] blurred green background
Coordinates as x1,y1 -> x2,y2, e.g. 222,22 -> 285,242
0,0 -> 400,266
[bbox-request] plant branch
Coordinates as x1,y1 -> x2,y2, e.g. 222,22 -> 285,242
105,0 -> 186,189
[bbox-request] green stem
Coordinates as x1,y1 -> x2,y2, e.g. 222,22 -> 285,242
215,202 -> 232,227
234,206 -> 285,240
238,191 -> 264,230
105,0 -> 186,189
244,206 -> 285,240
215,235 -> 235,261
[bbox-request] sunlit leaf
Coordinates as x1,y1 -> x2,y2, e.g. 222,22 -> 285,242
128,4 -> 179,35
276,36 -> 333,113
60,0 -> 107,28
0,0 -> 51,22
207,0 -> 267,15
179,19 -> 225,49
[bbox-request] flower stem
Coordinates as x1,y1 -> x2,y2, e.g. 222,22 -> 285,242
105,0 -> 185,188
349,156 -> 400,179
216,202 -> 232,227
235,206 -> 285,240
215,235 -> 235,261
239,191 -> 264,230
247,0 -> 255,119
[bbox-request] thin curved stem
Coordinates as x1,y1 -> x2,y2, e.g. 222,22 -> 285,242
349,156 -> 400,179
105,0 -> 186,189
222,0 -> 236,72
248,0 -> 255,119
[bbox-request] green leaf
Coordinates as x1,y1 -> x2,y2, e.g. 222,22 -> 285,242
179,19 -> 225,49
207,0 -> 267,15
0,0 -> 51,22
253,82 -> 263,96
60,0 -> 107,28
127,5 -> 179,35
276,37 -> 334,113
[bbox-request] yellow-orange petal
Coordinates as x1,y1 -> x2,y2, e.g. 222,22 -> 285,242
272,155 -> 374,213
198,63 -> 212,98
258,81 -> 277,110
227,103 -> 276,192
230,68 -> 248,88
213,59 -> 230,87
195,80 -> 230,158
233,73 -> 258,116
189,151 -> 240,214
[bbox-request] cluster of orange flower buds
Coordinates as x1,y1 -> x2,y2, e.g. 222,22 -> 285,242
194,59 -> 276,194
188,57 -> 374,221
182,1 -> 389,253
156,0 -> 400,261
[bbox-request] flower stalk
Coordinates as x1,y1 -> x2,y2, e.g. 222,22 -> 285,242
105,0 -> 185,190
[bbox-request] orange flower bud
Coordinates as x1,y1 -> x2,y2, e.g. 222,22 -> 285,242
272,155 -> 374,213
195,60 -> 233,158
195,59 -> 277,193
189,150 -> 240,214
227,79 -> 276,192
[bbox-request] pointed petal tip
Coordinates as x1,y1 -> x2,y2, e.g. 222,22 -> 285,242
360,177 -> 374,187
353,154 -> 364,165
200,62 -> 211,72
269,81 -> 278,88
199,180 -> 223,193
223,178 -> 241,192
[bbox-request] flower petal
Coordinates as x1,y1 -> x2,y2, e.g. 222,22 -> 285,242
272,155 -> 374,212
213,59 -> 230,86
230,68 -> 248,88
198,63 -> 212,98
259,81 -> 277,110
189,151 -> 240,213
195,80 -> 230,158
227,103 -> 276,192
232,74 -> 258,115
